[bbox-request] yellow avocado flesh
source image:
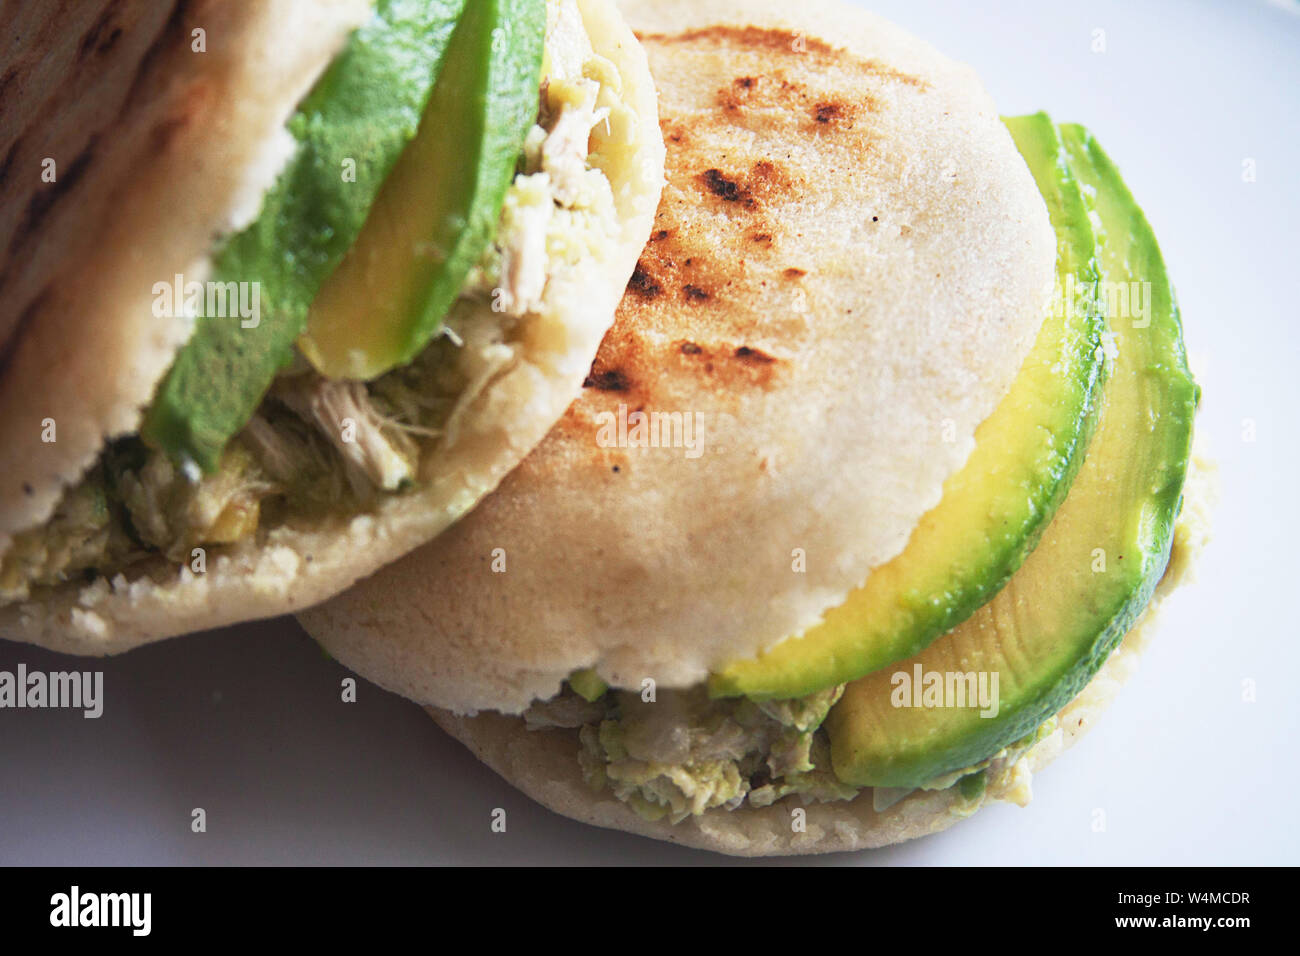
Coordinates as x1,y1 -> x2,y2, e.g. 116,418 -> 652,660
826,122 -> 1199,789
709,114 -> 1105,701
297,98 -> 454,380
299,0 -> 545,380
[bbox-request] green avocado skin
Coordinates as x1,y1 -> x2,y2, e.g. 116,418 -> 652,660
706,113 -> 1105,703
360,0 -> 549,376
142,0 -> 468,473
826,119 -> 1200,789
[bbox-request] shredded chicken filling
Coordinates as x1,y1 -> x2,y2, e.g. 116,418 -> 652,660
527,683 -> 1059,824
526,684 -> 856,824
0,33 -> 620,604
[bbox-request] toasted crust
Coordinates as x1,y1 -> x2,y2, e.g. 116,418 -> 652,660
428,458 -> 1213,857
0,0 -> 666,653
299,0 -> 1056,713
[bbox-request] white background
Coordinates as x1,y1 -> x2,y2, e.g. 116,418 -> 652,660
1,0 -> 1297,865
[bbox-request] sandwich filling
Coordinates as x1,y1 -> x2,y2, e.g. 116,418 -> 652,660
0,0 -> 624,603
526,682 -> 1049,823
516,115 -> 1198,825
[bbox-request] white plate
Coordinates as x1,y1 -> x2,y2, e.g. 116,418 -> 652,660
2,0 -> 1297,865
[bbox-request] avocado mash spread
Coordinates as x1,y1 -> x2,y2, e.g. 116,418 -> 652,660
528,684 -> 851,822
528,681 -> 1050,823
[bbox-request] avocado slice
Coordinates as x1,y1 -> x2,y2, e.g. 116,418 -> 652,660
826,121 -> 1199,789
141,0 -> 470,473
709,114 -> 1105,700
298,0 -> 547,381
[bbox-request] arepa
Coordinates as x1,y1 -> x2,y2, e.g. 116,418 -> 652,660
0,0 -> 665,653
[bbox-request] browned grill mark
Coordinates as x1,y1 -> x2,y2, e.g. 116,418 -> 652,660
0,139 -> 17,187
700,168 -> 753,206
639,25 -> 930,91
814,103 -> 840,123
626,194 -> 735,316
637,25 -> 842,59
4,0 -> 187,266
665,338 -> 786,392
662,121 -> 690,145
0,286 -> 51,381
697,161 -> 800,216
12,135 -> 99,248
811,97 -> 865,130
0,0 -> 197,362
717,74 -> 769,114
583,368 -> 632,392
734,346 -> 777,364
862,57 -> 931,90
750,160 -> 783,186
122,0 -> 190,105
717,72 -> 806,119
626,263 -> 663,300
78,0 -> 127,57
783,267 -> 807,279
633,151 -> 797,324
